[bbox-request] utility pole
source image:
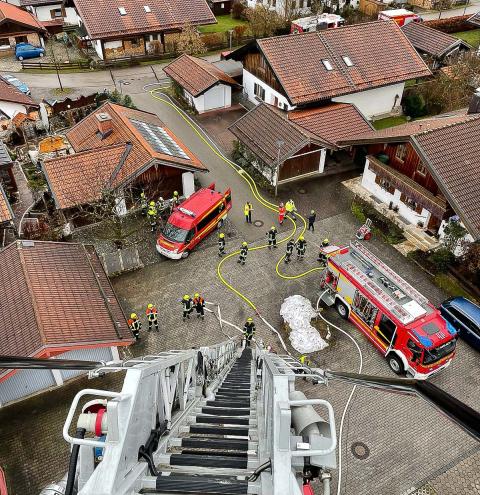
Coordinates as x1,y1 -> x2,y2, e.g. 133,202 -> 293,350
463,0 -> 470,15
228,29 -> 234,50
49,41 -> 63,91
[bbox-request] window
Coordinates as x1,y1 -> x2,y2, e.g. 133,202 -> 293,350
254,82 -> 265,101
375,175 -> 395,195
283,103 -> 288,110
400,193 -> 422,213
448,307 -> 477,332
272,95 -> 279,106
422,339 -> 456,365
118,6 -> 127,15
128,38 -> 140,48
395,144 -> 407,162
15,36 -> 27,44
197,208 -> 220,232
416,161 -> 427,176
162,223 -> 189,243
342,56 -> 353,67
144,5 -> 151,11
220,2 -> 224,6
50,8 -> 63,18
0,38 -> 10,49
322,59 -> 333,71
407,339 -> 422,363
377,314 -> 396,345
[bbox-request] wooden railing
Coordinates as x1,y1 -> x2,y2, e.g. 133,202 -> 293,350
21,60 -> 91,70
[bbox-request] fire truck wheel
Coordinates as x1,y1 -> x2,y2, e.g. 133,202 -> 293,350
335,300 -> 349,319
387,354 -> 404,375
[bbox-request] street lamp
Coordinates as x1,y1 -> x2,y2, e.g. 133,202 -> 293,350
275,139 -> 284,197
228,29 -> 234,50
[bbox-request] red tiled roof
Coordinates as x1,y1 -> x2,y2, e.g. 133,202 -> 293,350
0,78 -> 37,107
288,103 -> 372,148
0,240 -> 133,362
401,22 -> 469,58
164,54 -> 239,97
0,1 -> 45,31
0,183 -> 13,224
72,0 -> 215,40
253,21 -> 431,106
467,11 -> 480,27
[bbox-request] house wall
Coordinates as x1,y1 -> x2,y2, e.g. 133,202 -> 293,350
243,69 -> 294,110
0,101 -> 28,119
0,32 -> 42,54
333,82 -> 405,120
185,84 -> 232,113
102,37 -> 146,60
210,0 -> 232,15
278,145 -> 326,182
93,39 -> 103,59
29,4 -> 79,24
242,52 -> 289,99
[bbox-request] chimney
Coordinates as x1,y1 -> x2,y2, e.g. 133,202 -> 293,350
96,112 -> 113,139
467,88 -> 480,115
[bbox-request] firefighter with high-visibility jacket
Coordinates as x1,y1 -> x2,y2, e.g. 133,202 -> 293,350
266,226 -> 278,249
128,313 -> 141,341
296,235 -> 307,259
193,293 -> 205,320
145,304 -> 159,331
147,202 -> 157,232
237,241 -> 248,265
299,354 -> 312,366
218,232 -> 226,256
182,294 -> 193,321
285,199 -> 297,220
171,191 -> 179,213
140,191 -> 148,216
284,239 -> 295,263
243,317 -> 256,346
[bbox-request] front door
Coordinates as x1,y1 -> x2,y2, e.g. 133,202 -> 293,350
375,313 -> 397,347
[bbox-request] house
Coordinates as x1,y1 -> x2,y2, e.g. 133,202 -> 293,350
401,22 -> 471,69
208,0 -> 232,15
227,21 -> 431,120
0,240 -> 133,407
339,108 -> 480,250
229,102 -> 372,188
42,102 -> 206,228
67,0 -> 216,60
0,1 -> 46,54
164,54 -> 241,114
0,76 -> 38,122
467,12 -> 480,27
0,140 -> 16,193
20,0 -> 80,34
0,182 -> 14,241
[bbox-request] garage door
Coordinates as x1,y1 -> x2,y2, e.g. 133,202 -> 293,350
56,347 -> 113,381
0,369 -> 56,405
204,85 -> 225,111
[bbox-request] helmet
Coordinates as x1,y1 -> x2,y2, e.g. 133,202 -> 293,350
183,294 -> 190,300
158,196 -> 164,202
323,238 -> 329,244
147,304 -> 153,309
194,293 -> 199,298
140,192 -> 145,198
279,202 -> 284,207
173,191 -> 179,196
130,313 -> 137,319
271,226 -> 275,230
247,317 -> 253,322
311,210 -> 315,214
149,201 -> 155,206
242,241 -> 248,247
219,233 -> 225,238
299,235 -> 304,241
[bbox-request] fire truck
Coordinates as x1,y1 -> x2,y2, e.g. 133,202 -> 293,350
319,242 -> 457,378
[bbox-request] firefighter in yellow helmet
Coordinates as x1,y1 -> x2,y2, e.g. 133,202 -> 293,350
145,303 -> 159,332
266,225 -> 278,249
237,241 -> 248,265
128,312 -> 141,341
243,317 -> 256,347
218,232 -> 226,256
147,202 -> 157,232
140,191 -> 148,216
171,191 -> 180,213
182,294 -> 193,322
193,293 -> 205,320
296,235 -> 307,259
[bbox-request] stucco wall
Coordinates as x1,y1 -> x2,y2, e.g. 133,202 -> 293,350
184,84 -> 232,114
243,69 -> 294,110
30,4 -> 79,24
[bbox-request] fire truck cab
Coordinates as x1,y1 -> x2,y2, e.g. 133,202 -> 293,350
156,183 -> 231,259
319,242 -> 457,379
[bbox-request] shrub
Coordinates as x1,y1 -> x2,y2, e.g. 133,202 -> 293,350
232,1 -> 246,19
424,15 -> 473,33
403,92 -> 427,118
428,247 -> 456,273
201,32 -> 225,49
233,25 -> 247,39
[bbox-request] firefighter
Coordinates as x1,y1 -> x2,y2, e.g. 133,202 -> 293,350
299,354 -> 312,367
145,303 -> 159,332
266,226 -> 278,249
247,202 -> 253,224
171,191 -> 179,213
322,238 -> 330,247
193,293 -> 205,320
317,239 -> 330,264
218,232 -> 226,256
140,191 -> 148,216
237,241 -> 248,265
147,202 -> 157,232
128,313 -> 141,341
155,196 -> 165,212
285,199 -> 297,220
243,317 -> 256,347
243,202 -> 250,223
278,202 -> 286,225
307,210 -> 316,232
182,294 -> 193,321
296,235 -> 307,259
284,238 -> 295,263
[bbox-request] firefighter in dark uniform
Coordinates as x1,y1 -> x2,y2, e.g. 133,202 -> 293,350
147,202 -> 157,232
193,293 -> 205,320
267,226 -> 278,249
218,232 -> 226,256
128,313 -> 141,341
171,191 -> 179,213
296,235 -> 307,259
243,317 -> 256,347
284,239 -> 295,263
317,239 -> 330,264
237,241 -> 248,265
140,191 -> 148,216
145,304 -> 159,331
182,294 -> 193,321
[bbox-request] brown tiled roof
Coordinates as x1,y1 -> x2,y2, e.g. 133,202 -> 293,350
0,183 -> 13,224
228,103 -> 324,167
412,117 -> 480,239
0,240 -> 133,362
164,54 -> 239,97
253,21 -> 431,106
20,0 -> 59,6
0,78 -> 37,107
401,22 -> 468,58
288,103 -> 373,149
73,0 -> 215,40
0,1 -> 45,31
467,12 -> 480,27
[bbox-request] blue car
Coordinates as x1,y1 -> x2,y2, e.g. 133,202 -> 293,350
440,297 -> 480,351
15,42 -> 45,61
1,74 -> 30,95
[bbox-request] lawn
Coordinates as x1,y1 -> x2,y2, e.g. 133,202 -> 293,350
372,116 -> 408,130
453,29 -> 480,48
198,15 -> 248,33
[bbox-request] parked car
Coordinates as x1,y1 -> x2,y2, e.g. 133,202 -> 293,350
1,74 -> 30,95
440,297 -> 480,351
15,42 -> 45,61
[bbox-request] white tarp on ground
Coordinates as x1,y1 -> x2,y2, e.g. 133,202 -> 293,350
280,295 -> 328,354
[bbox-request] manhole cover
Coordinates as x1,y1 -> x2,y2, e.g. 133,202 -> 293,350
298,188 -> 307,194
253,220 -> 264,228
351,441 -> 370,460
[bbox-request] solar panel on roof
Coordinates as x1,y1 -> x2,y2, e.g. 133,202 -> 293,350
130,119 -> 190,160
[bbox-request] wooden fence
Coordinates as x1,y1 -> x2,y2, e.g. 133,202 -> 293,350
21,60 -> 91,70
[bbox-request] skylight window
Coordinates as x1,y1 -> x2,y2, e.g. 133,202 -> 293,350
342,56 -> 353,67
118,6 -> 127,15
322,60 -> 333,71
144,5 -> 151,12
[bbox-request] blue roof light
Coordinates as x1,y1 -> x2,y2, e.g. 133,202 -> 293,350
446,321 -> 457,336
413,330 -> 432,348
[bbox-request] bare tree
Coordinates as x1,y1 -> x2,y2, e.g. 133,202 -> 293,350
176,23 -> 206,55
246,5 -> 284,38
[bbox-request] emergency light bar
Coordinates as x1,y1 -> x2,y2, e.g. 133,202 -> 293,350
177,207 -> 196,217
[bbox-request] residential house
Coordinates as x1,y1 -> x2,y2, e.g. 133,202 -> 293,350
0,240 -> 133,407
401,22 -> 471,69
227,21 -> 431,120
0,182 -> 14,242
20,0 -> 79,34
208,0 -> 232,15
42,102 -> 207,229
467,11 -> 480,27
164,54 -> 241,114
67,0 -> 216,60
0,76 -> 38,124
229,102 -> 372,187
339,109 -> 480,250
0,140 -> 16,193
0,1 -> 46,54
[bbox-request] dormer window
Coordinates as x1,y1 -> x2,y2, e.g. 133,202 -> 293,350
144,5 -> 151,12
118,7 -> 126,15
342,56 -> 353,67
322,59 -> 333,71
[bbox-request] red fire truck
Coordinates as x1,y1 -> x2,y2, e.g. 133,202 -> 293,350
319,242 -> 458,378
156,183 -> 231,259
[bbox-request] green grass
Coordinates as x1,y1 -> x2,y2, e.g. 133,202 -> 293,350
453,29 -> 480,48
434,273 -> 478,302
372,116 -> 408,130
198,15 -> 248,33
